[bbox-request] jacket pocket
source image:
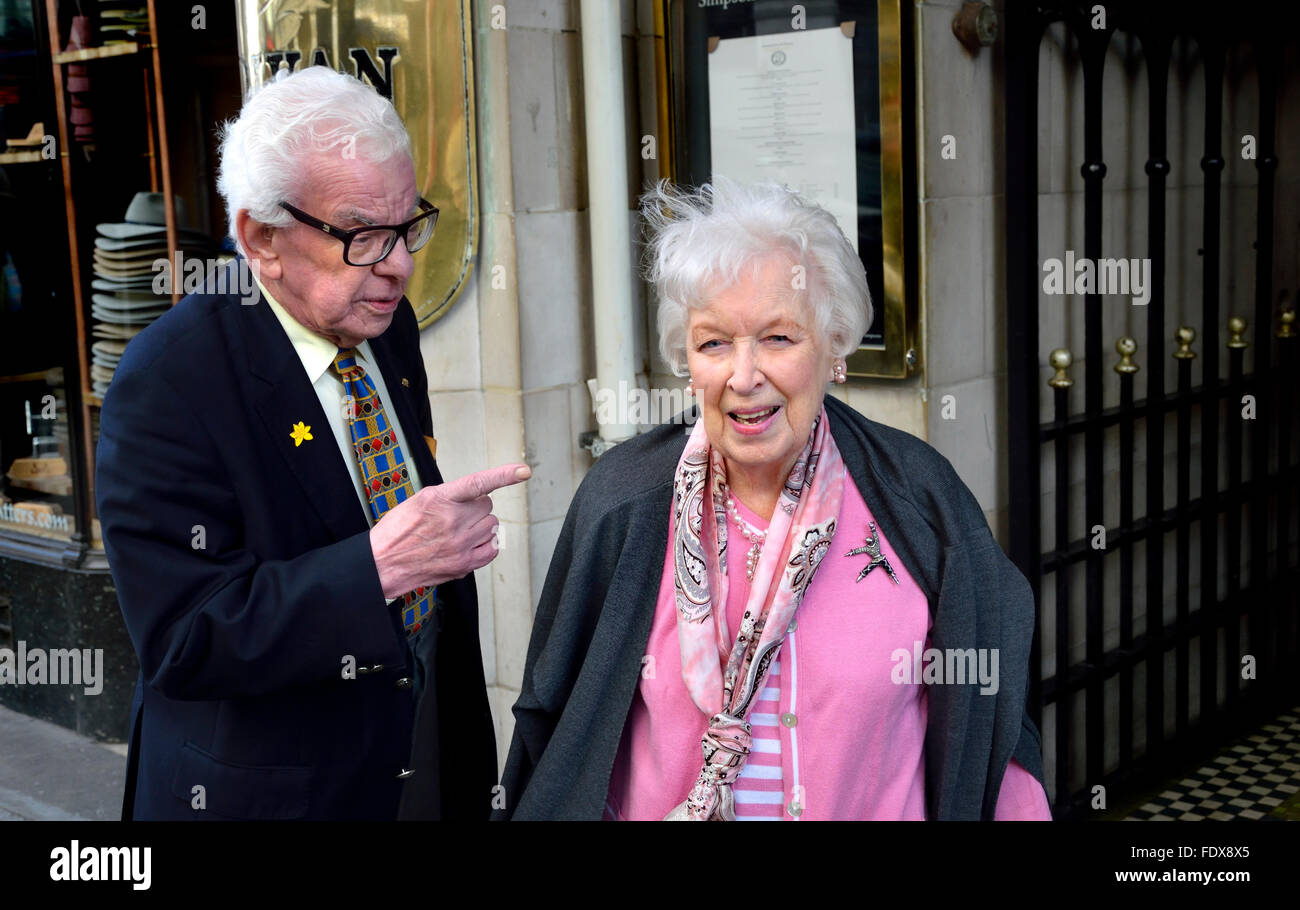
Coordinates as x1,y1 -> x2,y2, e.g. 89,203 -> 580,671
170,741 -> 311,820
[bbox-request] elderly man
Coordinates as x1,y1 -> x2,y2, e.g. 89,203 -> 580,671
96,66 -> 524,820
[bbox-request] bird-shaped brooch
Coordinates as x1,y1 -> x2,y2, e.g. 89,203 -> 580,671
845,521 -> 900,585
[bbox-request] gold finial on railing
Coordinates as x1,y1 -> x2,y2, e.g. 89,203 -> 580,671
1173,326 -> 1197,360
1114,337 -> 1140,374
1279,308 -> 1296,339
1226,316 -> 1249,349
1048,348 -> 1074,388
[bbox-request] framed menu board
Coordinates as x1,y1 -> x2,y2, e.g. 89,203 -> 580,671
658,0 -> 917,378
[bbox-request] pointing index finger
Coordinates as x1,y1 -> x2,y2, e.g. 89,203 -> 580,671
442,463 -> 532,502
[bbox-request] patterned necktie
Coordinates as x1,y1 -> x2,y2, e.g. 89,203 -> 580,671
333,348 -> 434,636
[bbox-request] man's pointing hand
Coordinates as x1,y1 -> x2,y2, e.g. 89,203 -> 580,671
370,463 -> 531,598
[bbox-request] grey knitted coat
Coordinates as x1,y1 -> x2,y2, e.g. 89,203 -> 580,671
495,394 -> 1048,820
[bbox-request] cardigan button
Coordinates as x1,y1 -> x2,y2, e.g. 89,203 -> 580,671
781,712 -> 798,728
787,799 -> 803,817
395,677 -> 413,689
397,768 -> 415,779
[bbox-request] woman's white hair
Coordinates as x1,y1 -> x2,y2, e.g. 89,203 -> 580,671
217,66 -> 412,254
642,177 -> 872,377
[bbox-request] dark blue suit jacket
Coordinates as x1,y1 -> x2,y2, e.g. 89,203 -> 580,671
96,262 -> 495,820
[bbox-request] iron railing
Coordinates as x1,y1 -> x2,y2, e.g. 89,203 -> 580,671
1005,0 -> 1298,818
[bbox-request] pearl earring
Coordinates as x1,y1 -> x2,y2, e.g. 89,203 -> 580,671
833,362 -> 846,383
686,377 -> 695,396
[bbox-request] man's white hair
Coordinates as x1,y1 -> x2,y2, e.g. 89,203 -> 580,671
641,177 -> 872,377
216,66 -> 412,255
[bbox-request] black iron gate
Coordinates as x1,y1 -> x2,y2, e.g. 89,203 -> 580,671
1005,0 -> 1299,818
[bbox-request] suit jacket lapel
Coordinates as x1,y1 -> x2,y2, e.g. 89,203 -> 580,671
240,287 -> 372,543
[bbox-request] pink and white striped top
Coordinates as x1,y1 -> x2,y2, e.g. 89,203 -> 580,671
732,657 -> 784,819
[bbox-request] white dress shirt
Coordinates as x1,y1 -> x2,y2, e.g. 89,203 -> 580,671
257,276 -> 424,527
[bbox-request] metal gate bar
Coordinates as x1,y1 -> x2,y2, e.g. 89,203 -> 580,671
1005,0 -> 1298,818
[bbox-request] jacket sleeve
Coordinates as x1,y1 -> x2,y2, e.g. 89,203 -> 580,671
983,523 -> 1051,819
492,497 -> 590,819
96,367 -> 410,702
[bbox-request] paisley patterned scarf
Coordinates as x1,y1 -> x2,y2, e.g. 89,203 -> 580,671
665,405 -> 845,820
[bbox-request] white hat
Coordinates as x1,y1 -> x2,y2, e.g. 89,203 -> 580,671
96,191 -> 209,243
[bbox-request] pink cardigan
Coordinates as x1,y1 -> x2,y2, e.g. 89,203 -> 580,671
604,476 -> 1052,821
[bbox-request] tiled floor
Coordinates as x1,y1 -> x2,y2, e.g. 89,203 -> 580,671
1120,707 -> 1300,821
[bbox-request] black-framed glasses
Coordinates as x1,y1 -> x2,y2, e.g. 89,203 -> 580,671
278,198 -> 439,266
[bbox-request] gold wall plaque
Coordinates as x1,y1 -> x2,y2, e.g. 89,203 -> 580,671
234,0 -> 478,328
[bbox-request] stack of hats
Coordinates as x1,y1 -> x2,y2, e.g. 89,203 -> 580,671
99,4 -> 151,45
90,191 -> 210,398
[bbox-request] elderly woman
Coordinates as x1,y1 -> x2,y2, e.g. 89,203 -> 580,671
496,179 -> 1050,820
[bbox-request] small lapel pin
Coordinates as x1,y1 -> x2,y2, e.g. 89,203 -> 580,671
290,421 -> 313,447
401,377 -> 410,388
846,521 -> 900,585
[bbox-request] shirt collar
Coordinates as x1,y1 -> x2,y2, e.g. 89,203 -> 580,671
255,273 -> 376,384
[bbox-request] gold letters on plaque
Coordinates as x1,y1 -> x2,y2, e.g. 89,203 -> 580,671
233,0 -> 478,327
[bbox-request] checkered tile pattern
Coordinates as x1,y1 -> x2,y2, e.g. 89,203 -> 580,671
1121,708 -> 1300,821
